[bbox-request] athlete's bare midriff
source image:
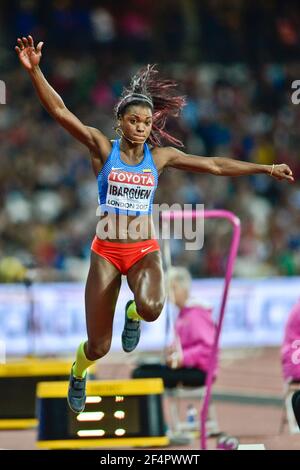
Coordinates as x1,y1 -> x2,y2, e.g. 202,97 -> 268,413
96,212 -> 157,243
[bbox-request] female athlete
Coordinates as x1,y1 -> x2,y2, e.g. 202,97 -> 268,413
15,35 -> 294,413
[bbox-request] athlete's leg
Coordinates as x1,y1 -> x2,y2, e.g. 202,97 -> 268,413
126,251 -> 166,322
68,251 -> 122,413
84,251 -> 122,360
73,252 -> 122,373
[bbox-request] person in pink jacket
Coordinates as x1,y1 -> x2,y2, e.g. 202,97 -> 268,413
281,299 -> 300,383
132,266 -> 218,387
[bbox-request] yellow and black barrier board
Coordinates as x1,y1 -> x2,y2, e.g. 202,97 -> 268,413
37,436 -> 169,449
0,359 -> 95,428
0,419 -> 38,430
37,378 -> 168,448
0,358 -> 95,377
37,378 -> 164,397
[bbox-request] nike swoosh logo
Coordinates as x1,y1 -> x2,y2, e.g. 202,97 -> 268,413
141,246 -> 153,253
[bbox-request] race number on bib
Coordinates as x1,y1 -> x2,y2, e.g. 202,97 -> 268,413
106,170 -> 155,212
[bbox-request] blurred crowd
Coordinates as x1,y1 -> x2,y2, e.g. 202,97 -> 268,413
1,0 -> 300,281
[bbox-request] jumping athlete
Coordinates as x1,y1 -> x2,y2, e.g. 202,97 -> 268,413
15,35 -> 294,413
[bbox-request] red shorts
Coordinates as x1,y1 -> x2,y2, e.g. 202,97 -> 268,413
91,236 -> 160,275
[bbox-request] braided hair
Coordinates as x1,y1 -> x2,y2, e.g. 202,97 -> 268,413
115,65 -> 186,147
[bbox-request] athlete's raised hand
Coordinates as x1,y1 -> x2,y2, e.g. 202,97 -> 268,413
270,163 -> 294,182
15,35 -> 44,71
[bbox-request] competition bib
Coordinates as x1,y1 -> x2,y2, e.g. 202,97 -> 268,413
106,169 -> 155,212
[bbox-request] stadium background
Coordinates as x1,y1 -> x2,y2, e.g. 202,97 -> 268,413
0,0 -> 300,450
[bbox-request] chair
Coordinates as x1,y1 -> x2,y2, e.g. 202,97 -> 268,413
165,384 -> 220,441
131,362 -> 220,442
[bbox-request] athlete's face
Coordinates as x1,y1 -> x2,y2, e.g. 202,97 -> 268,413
120,105 -> 153,143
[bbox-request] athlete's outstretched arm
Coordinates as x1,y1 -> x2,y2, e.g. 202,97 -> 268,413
159,147 -> 294,183
15,35 -> 110,157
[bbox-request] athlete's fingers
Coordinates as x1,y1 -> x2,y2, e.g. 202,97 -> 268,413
28,35 -> 34,48
22,36 -> 29,47
281,167 -> 294,181
36,42 -> 44,53
17,38 -> 24,50
15,46 -> 21,54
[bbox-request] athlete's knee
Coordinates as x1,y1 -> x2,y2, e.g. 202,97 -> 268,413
86,339 -> 111,360
137,298 -> 165,322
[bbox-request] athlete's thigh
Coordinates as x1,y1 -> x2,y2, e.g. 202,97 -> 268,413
85,251 -> 122,344
126,251 -> 165,303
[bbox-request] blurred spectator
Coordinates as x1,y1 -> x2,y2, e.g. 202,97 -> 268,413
281,299 -> 300,383
0,257 -> 27,282
90,6 -> 116,45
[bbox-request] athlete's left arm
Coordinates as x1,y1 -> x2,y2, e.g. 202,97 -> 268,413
160,147 -> 294,182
